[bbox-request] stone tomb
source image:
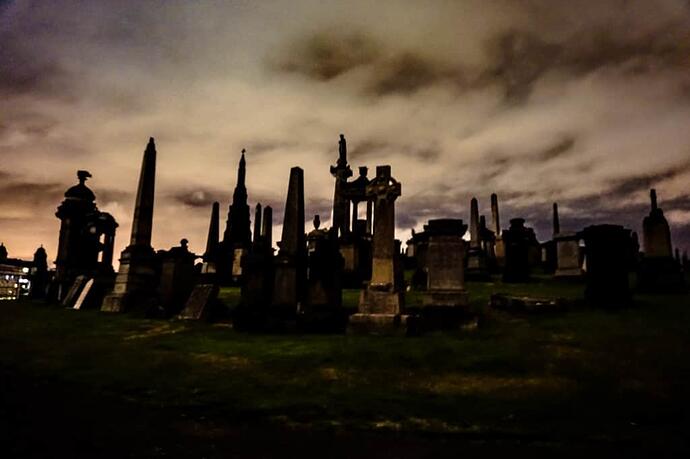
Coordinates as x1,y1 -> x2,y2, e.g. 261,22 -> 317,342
502,218 -> 531,283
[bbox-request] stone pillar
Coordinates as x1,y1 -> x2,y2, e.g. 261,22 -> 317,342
552,202 -> 560,236
349,166 -> 410,335
253,203 -> 262,246
262,206 -> 273,249
490,193 -> 500,236
101,138 -> 158,312
467,197 -> 488,278
366,200 -> 373,234
330,134 -> 353,238
272,167 -> 307,310
200,202 -> 220,275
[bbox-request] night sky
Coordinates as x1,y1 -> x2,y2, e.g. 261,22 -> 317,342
1,0 -> 689,262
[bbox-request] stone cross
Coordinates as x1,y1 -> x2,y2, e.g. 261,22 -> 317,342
366,165 -> 401,290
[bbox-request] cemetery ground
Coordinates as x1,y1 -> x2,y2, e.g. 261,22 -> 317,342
2,276 -> 689,457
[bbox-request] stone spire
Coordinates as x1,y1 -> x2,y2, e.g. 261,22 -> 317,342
253,203 -> 262,245
469,197 -> 480,248
130,137 -> 157,247
278,167 -> 305,256
553,202 -> 560,236
224,149 -> 251,245
650,188 -> 658,212
204,202 -> 220,261
490,193 -> 500,236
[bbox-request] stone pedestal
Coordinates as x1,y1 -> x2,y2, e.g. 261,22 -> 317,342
101,245 -> 157,312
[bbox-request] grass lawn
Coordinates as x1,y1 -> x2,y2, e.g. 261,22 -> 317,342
1,277 -> 689,457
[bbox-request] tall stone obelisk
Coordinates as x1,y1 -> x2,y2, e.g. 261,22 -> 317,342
102,138 -> 158,312
272,167 -> 307,309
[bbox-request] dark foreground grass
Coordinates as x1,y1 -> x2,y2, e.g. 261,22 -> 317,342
1,280 -> 689,457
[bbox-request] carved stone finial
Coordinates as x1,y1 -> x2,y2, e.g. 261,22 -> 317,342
313,214 -> 321,230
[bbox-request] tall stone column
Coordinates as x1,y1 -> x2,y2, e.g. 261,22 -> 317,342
253,203 -> 262,245
272,167 -> 307,309
553,202 -> 560,236
349,166 -> 410,335
467,197 -> 488,278
101,138 -> 158,312
262,206 -> 273,249
330,134 -> 353,238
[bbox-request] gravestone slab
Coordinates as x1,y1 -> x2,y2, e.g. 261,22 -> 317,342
178,284 -> 219,320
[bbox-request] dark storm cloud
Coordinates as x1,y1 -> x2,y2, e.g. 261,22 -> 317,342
271,31 -> 380,81
0,34 -> 71,99
367,53 -> 462,96
607,158 -> 690,196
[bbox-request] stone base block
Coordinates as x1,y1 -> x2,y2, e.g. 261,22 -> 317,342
358,288 -> 403,315
347,313 -> 417,336
421,290 -> 469,308
554,268 -> 583,278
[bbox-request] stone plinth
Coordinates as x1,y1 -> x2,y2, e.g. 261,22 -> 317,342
422,220 -> 469,309
101,245 -> 157,312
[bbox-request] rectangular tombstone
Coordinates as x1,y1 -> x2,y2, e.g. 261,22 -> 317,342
554,233 -> 582,277
178,284 -> 219,320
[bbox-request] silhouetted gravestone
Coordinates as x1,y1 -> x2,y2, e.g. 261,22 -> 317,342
349,166 -> 412,335
550,203 -> 582,278
271,167 -> 307,316
102,138 -> 158,313
580,224 -> 632,308
299,216 -> 345,331
157,239 -> 197,316
466,197 -> 488,279
638,189 -> 684,292
30,246 -> 49,299
217,150 -> 252,285
502,218 -> 531,283
179,204 -> 222,321
237,205 -> 274,329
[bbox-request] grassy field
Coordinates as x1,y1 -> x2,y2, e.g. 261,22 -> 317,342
1,277 -> 689,457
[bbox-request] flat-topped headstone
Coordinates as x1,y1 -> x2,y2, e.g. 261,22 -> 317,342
580,224 -> 632,308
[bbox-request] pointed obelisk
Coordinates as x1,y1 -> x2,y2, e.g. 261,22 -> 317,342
200,201 -> 220,275
102,137 -> 158,312
553,202 -> 560,236
253,203 -> 262,246
262,205 -> 273,250
218,149 -> 252,284
272,167 -> 307,309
